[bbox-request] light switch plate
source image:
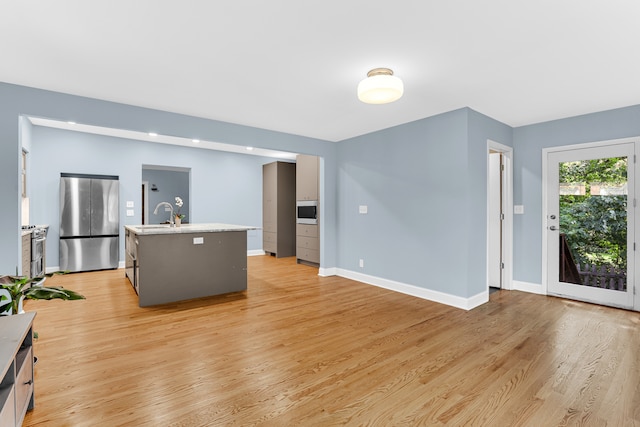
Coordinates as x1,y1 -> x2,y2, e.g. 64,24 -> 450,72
359,205 -> 368,214
126,201 -> 134,208
126,209 -> 134,217
514,205 -> 524,214
193,237 -> 204,245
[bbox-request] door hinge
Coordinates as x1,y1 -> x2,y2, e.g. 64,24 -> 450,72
501,164 -> 505,171
501,262 -> 505,269
634,242 -> 636,251
500,213 -> 505,220
634,154 -> 637,164
634,198 -> 637,208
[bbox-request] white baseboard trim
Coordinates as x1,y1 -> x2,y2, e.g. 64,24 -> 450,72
318,267 -> 337,277
513,280 -> 545,295
248,250 -> 266,257
467,290 -> 490,310
336,268 -> 488,311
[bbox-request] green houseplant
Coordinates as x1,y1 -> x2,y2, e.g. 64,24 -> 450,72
0,271 -> 85,316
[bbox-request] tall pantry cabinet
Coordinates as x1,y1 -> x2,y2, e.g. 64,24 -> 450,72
296,154 -> 320,265
262,161 -> 296,258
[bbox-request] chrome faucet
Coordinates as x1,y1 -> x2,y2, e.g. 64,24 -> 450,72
153,202 -> 175,226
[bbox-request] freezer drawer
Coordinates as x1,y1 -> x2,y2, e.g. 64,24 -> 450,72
60,237 -> 119,272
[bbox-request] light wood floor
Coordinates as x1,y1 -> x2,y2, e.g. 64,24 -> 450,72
22,255 -> 640,426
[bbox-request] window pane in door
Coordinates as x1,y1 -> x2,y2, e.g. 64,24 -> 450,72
558,157 -> 627,291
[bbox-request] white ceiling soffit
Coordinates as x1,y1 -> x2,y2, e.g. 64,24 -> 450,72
3,1 -> 640,141
27,117 -> 298,161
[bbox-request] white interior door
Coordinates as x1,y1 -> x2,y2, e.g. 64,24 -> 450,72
488,152 -> 503,288
546,142 -> 635,309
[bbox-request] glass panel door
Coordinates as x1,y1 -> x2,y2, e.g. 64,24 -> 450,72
547,143 -> 634,309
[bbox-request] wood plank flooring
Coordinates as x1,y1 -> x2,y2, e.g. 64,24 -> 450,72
22,255 -> 640,426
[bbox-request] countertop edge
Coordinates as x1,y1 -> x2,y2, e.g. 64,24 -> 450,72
125,223 -> 260,235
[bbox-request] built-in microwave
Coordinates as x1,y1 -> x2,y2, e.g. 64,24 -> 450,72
296,200 -> 318,224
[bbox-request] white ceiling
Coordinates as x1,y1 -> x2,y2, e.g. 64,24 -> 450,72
2,1 -> 640,142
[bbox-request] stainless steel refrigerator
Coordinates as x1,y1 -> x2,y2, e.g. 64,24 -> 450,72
59,173 -> 119,272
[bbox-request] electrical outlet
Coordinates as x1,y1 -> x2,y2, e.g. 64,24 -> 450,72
359,259 -> 364,268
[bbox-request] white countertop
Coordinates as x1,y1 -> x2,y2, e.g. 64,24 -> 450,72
125,223 -> 259,235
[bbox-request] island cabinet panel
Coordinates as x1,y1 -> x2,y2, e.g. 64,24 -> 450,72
0,312 -> 35,427
124,228 -> 138,294
126,227 -> 250,307
262,162 -> 296,258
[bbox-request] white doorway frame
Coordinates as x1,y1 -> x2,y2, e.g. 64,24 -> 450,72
142,181 -> 149,225
486,140 -> 514,291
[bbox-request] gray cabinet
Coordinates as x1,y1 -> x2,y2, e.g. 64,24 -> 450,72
263,162 -> 296,258
296,225 -> 319,264
295,155 -> 320,265
125,227 -> 249,307
295,155 -> 319,201
0,312 -> 35,427
21,233 -> 31,278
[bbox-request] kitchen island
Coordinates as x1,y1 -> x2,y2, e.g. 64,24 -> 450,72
124,223 -> 258,307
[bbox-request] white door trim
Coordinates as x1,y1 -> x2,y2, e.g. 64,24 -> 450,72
142,181 -> 149,225
487,140 -> 513,291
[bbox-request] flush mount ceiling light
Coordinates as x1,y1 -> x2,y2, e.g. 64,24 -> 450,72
357,68 -> 404,104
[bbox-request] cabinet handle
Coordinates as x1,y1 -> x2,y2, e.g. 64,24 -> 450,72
24,379 -> 33,385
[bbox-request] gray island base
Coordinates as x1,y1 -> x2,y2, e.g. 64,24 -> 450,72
125,223 -> 258,307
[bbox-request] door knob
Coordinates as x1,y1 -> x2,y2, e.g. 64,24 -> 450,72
549,215 -> 556,219
549,225 -> 558,231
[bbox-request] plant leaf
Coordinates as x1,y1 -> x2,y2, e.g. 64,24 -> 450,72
0,301 -> 11,314
25,286 -> 85,301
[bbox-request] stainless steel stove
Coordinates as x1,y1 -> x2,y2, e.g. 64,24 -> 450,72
22,225 -> 48,277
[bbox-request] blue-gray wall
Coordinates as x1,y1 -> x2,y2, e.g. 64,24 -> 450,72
337,108 -> 512,298
512,104 -> 640,285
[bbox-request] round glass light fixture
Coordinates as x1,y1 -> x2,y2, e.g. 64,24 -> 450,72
357,68 -> 404,104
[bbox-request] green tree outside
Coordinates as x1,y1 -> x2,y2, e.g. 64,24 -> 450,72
559,157 -> 627,276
